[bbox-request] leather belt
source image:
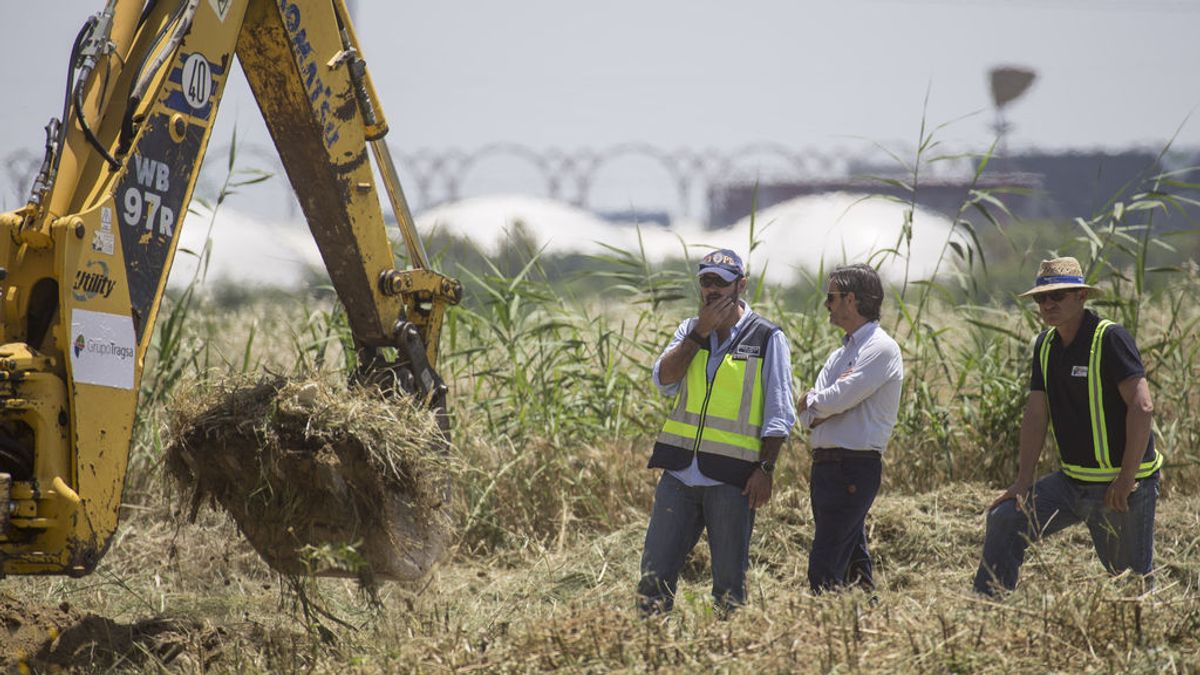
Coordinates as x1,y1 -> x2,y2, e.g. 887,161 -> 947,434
812,447 -> 882,463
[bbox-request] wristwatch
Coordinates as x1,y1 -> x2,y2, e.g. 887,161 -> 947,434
758,460 -> 775,475
686,329 -> 708,347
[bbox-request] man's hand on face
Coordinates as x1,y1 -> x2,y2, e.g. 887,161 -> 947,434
695,295 -> 739,337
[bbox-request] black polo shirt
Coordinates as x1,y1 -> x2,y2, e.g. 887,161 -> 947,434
1030,309 -> 1155,473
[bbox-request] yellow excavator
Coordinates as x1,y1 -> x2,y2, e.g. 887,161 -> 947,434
0,0 -> 461,577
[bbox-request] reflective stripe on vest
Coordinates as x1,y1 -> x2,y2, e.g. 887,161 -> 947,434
657,344 -> 765,463
1038,320 -> 1162,481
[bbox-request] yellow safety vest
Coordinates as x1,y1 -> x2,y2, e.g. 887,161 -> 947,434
1039,320 -> 1162,481
656,342 -> 766,464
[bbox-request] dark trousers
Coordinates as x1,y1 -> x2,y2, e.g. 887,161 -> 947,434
808,450 -> 882,593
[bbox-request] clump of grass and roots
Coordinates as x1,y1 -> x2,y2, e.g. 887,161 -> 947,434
163,374 -> 453,595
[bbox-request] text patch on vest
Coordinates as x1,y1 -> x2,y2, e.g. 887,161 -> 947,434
733,344 -> 761,360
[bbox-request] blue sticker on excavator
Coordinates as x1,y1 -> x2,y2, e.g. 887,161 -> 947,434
163,52 -> 228,119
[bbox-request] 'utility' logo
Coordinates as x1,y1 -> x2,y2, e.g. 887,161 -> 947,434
72,260 -> 117,302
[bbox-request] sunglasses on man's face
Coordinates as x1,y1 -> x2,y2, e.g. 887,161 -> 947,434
1033,290 -> 1073,304
825,291 -> 846,304
699,275 -> 736,288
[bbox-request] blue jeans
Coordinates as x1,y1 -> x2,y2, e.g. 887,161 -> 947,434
808,452 -> 882,593
974,471 -> 1158,595
637,473 -> 755,613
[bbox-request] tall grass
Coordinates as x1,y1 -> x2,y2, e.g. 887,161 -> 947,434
127,131 -> 1200,529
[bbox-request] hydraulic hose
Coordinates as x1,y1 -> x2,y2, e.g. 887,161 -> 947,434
31,15 -> 95,207
117,0 -> 198,157
136,0 -> 161,32
70,0 -> 122,170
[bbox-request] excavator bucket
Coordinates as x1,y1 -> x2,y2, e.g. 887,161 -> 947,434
164,376 -> 451,583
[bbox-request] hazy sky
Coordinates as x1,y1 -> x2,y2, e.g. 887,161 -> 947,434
2,0 -> 1197,215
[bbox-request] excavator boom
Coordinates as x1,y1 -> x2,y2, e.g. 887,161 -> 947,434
0,0 -> 458,576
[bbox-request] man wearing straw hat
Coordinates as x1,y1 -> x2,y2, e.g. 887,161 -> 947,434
974,257 -> 1162,595
636,248 -> 795,616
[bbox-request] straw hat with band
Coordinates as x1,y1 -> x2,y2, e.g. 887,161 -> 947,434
1018,257 -> 1102,298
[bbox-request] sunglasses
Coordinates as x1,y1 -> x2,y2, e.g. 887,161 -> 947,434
699,275 -> 737,288
1033,290 -> 1073,304
825,291 -> 846,304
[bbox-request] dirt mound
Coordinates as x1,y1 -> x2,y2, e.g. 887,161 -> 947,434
0,595 -> 220,670
165,375 -> 452,584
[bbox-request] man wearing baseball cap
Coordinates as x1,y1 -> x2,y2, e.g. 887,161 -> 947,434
636,248 -> 795,615
974,257 -> 1163,595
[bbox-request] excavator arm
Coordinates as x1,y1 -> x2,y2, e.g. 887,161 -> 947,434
0,0 -> 459,576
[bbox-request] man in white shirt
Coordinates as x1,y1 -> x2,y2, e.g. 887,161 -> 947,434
798,263 -> 903,592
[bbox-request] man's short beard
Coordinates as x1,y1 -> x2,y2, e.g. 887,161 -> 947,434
707,289 -> 739,304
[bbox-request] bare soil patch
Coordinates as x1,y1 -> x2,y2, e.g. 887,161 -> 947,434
0,595 -> 220,670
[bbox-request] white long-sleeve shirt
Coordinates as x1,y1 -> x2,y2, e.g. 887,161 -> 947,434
799,321 -> 903,452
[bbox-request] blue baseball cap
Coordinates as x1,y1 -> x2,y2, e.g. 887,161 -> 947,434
697,249 -> 746,282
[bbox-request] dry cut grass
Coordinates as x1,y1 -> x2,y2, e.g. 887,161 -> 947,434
6,460 -> 1199,673
380,480 -> 1200,673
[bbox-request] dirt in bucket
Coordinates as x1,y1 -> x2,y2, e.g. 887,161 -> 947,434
164,375 -> 452,585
